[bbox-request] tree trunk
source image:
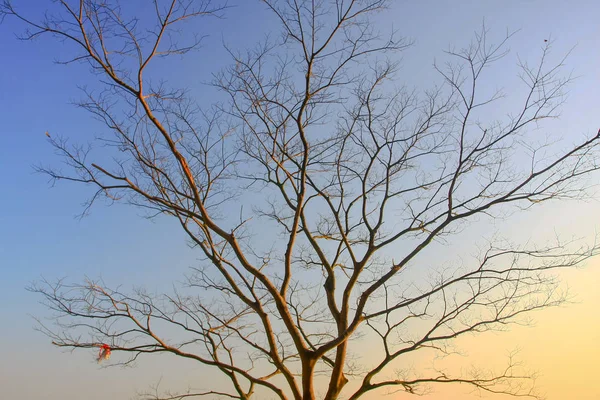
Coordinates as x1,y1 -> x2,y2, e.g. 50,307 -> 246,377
302,354 -> 318,400
324,341 -> 349,400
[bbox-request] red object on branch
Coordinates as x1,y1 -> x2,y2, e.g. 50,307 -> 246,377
97,344 -> 111,363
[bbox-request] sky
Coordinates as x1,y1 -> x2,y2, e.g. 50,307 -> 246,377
1,0 -> 599,399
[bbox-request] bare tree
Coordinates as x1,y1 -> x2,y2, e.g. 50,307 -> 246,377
3,1 -> 600,399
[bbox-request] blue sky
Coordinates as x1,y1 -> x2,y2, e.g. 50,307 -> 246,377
1,1 -> 599,399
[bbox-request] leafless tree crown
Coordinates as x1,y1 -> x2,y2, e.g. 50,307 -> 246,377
3,1 -> 599,399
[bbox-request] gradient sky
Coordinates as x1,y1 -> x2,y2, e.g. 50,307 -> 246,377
1,1 -> 599,399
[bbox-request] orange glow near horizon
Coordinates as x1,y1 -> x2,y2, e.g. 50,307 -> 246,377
404,264 -> 600,400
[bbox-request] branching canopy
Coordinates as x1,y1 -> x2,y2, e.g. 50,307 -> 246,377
3,1 -> 599,399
